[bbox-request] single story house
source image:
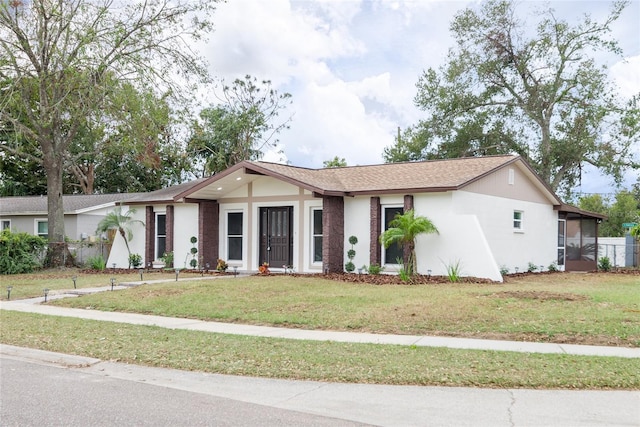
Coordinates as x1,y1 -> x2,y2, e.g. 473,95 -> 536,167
0,193 -> 140,241
108,155 -> 604,281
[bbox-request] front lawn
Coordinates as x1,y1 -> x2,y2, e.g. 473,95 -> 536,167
39,271 -> 640,347
2,310 -> 638,389
2,270 -> 639,389
0,269 -> 213,300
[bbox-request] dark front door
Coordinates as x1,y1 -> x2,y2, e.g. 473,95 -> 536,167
259,207 -> 293,268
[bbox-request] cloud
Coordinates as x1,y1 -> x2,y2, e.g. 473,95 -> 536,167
204,0 -> 365,84
195,0 -> 638,195
610,55 -> 640,99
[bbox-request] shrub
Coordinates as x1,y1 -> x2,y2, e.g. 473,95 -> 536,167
129,253 -> 142,268
368,263 -> 384,275
527,262 -> 538,273
598,256 -> 611,272
345,235 -> 358,272
161,251 -> 173,268
396,257 -> 411,282
344,261 -> 355,273
0,229 -> 47,274
216,258 -> 228,272
188,236 -> 198,268
444,260 -> 462,283
547,262 -> 559,272
499,265 -> 509,276
86,255 -> 107,270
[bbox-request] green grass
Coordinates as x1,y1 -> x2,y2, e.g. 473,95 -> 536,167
2,310 -> 638,389
42,272 -> 640,347
1,270 -> 638,389
0,269 -> 207,300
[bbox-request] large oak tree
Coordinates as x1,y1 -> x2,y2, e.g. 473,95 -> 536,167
384,0 -> 639,194
0,0 -> 216,265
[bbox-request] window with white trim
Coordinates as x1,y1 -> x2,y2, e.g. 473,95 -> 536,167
312,208 -> 323,263
227,212 -> 243,261
513,210 -> 523,230
383,206 -> 404,264
1,220 -> 10,231
35,219 -> 48,238
156,214 -> 166,259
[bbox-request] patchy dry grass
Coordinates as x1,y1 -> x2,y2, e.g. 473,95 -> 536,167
39,271 -> 640,347
2,270 -> 638,389
2,310 -> 639,390
0,268 -> 217,300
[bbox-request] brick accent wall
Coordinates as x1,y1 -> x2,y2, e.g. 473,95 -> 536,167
145,206 -> 155,266
199,201 -> 219,268
403,194 -> 414,212
165,205 -> 174,255
322,196 -> 344,273
403,195 -> 414,266
370,197 -> 381,266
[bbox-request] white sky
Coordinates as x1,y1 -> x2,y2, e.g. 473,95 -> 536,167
198,0 -> 640,196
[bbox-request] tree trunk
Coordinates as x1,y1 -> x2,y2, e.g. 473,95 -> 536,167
43,149 -> 72,267
120,228 -> 132,268
70,163 -> 95,194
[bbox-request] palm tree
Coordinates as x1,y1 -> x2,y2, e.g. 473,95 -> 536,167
379,209 -> 438,276
96,207 -> 144,267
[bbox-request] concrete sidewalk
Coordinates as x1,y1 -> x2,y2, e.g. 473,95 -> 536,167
1,282 -> 639,358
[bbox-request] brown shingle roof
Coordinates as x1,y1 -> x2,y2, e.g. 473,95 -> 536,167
245,155 -> 521,194
145,155 -> 560,203
0,193 -> 141,215
125,178 -> 209,204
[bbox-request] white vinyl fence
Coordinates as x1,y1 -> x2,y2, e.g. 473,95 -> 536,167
598,237 -> 638,267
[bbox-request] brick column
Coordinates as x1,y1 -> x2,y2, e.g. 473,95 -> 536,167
165,205 -> 174,255
199,201 -> 219,268
403,194 -> 414,212
145,206 -> 155,266
403,195 -> 414,266
370,197 -> 381,266
322,196 -> 344,273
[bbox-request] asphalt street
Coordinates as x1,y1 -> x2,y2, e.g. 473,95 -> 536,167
2,345 -> 639,427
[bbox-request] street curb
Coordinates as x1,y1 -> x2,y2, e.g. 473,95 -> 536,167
0,344 -> 102,368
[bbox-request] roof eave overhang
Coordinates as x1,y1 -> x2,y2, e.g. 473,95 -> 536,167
175,161 -> 335,201
555,204 -> 607,220
172,163 -> 250,201
345,186 -> 458,197
122,199 -> 175,206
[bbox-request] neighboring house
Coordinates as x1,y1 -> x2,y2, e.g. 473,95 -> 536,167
0,193 -> 140,241
109,155 -> 604,281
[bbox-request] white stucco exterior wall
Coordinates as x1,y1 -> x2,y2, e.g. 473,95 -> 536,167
343,190 -> 558,282
173,204 -> 199,269
105,206 -> 146,269
452,191 -> 557,274
343,196 -> 372,272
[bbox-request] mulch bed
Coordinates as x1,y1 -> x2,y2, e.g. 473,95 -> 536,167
79,268 -> 231,276
279,272 -> 495,285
